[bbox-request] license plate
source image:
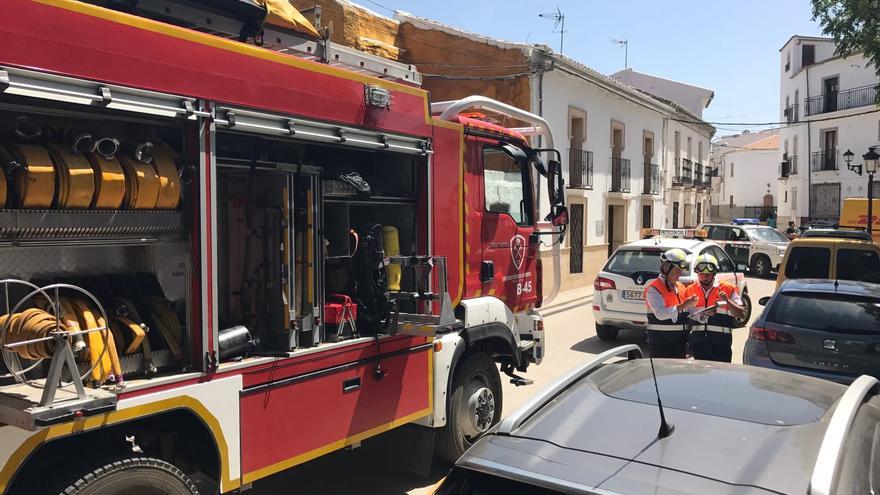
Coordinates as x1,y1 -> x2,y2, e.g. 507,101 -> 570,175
622,290 -> 644,300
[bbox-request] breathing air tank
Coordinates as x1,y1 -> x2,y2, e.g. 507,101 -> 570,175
382,225 -> 401,291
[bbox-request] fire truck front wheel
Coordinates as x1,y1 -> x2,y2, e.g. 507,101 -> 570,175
58,456 -> 200,495
436,352 -> 503,464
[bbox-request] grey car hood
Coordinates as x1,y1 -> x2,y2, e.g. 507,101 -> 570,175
506,364 -> 833,494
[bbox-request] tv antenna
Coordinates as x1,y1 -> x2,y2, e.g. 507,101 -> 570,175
539,7 -> 566,54
611,38 -> 629,69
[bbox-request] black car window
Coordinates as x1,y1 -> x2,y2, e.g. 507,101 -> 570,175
835,398 -> 880,495
837,249 -> 880,283
435,467 -> 564,495
784,247 -> 831,279
767,292 -> 880,334
707,226 -> 726,241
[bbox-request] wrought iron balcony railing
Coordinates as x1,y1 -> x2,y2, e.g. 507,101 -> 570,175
568,148 -> 594,189
811,150 -> 838,172
610,157 -> 631,193
643,163 -> 659,194
784,104 -> 799,123
804,85 -> 877,116
780,156 -> 798,178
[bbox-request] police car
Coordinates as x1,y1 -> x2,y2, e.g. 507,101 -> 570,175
592,228 -> 751,341
696,222 -> 789,278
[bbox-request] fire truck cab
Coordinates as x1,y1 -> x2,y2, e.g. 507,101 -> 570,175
0,1 -> 566,494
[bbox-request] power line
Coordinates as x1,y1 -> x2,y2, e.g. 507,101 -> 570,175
672,107 -> 880,127
362,0 -> 396,13
421,70 -> 537,81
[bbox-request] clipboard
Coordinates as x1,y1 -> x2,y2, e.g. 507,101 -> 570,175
687,304 -> 719,320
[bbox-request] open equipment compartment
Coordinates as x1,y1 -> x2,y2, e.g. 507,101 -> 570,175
0,84 -> 197,427
214,127 -> 430,357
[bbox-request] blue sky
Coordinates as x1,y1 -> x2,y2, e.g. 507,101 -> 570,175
361,0 -> 826,136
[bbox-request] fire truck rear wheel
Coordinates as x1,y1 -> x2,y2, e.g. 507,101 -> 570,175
59,456 -> 199,495
436,352 -> 503,464
595,324 -> 619,341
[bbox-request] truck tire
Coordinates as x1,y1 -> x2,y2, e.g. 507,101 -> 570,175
595,324 -> 619,341
59,457 -> 199,495
436,352 -> 503,464
750,255 -> 771,278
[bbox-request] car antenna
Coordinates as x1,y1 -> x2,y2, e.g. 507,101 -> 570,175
645,335 -> 674,439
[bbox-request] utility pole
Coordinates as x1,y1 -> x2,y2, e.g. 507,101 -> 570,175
611,38 -> 629,69
539,7 -> 565,54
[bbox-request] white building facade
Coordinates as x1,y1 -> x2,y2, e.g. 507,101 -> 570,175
777,35 -> 880,226
526,52 -> 715,290
710,130 -> 780,222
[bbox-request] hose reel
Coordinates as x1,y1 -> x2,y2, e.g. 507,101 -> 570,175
0,280 -> 118,407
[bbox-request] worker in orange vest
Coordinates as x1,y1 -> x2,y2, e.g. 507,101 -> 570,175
644,248 -> 698,358
684,254 -> 745,362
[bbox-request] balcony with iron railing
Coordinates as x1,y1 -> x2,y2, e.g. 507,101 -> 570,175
568,148 -> 594,189
811,149 -> 838,172
643,162 -> 659,194
693,163 -> 704,188
804,84 -> 878,116
671,158 -> 692,187
610,157 -> 631,193
780,156 -> 798,178
784,104 -> 799,123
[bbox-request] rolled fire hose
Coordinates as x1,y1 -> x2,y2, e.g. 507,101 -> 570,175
150,144 -> 181,210
113,298 -> 156,374
382,225 -> 401,291
44,143 -> 96,209
5,144 -> 56,208
118,154 -> 160,210
85,153 -> 126,209
58,299 -> 87,353
145,297 -> 183,362
121,140 -> 154,164
0,309 -> 64,360
14,116 -> 42,142
109,315 -> 146,355
71,299 -> 118,385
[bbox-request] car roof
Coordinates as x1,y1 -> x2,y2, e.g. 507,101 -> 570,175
801,228 -> 872,240
462,358 -> 848,495
779,278 -> 880,297
617,238 -> 708,251
789,237 -> 878,247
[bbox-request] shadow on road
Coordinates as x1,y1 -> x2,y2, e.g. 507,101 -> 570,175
570,329 -> 648,355
253,443 -> 449,495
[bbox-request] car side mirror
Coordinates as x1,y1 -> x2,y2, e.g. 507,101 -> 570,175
758,296 -> 770,306
549,204 -> 568,227
737,264 -> 748,272
547,159 -> 564,206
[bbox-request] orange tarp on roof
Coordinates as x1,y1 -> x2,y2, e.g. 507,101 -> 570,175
256,0 -> 319,38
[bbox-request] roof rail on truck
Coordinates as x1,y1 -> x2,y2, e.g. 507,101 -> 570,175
97,0 -> 422,85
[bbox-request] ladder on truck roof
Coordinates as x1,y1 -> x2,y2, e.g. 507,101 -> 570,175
96,0 -> 422,85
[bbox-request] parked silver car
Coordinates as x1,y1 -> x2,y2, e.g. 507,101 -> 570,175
434,345 -> 880,494
744,278 -> 880,383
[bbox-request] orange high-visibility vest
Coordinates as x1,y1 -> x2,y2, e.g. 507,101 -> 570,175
645,278 -> 687,331
684,281 -> 739,333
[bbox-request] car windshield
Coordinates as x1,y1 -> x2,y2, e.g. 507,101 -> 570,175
767,292 -> 880,334
747,228 -> 788,242
604,249 -> 691,277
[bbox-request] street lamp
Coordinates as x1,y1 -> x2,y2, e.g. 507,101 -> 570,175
844,147 -> 880,234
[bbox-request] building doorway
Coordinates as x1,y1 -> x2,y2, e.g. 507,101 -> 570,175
569,203 -> 584,274
607,204 -> 626,257
672,202 -> 679,228
642,204 -> 652,229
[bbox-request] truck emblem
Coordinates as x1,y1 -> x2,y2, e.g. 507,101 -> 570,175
823,339 -> 837,351
637,275 -> 643,284
511,234 -> 526,270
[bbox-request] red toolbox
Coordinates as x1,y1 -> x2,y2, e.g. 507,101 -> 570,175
324,294 -> 357,325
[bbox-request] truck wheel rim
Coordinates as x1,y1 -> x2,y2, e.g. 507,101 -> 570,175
756,258 -> 766,274
463,381 -> 495,439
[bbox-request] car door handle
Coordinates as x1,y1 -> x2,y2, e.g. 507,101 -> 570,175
343,377 -> 361,393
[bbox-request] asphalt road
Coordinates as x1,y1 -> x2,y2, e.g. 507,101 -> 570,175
252,275 -> 777,495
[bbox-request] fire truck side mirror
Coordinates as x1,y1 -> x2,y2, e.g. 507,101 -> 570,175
549,204 -> 568,227
547,160 -> 564,206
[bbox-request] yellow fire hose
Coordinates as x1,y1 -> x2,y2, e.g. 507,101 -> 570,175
44,143 -> 96,209
85,153 -> 126,209
71,299 -> 120,385
145,297 -> 183,362
150,144 -> 181,210
118,155 -> 160,210
109,315 -> 146,355
382,226 -> 401,291
6,144 -> 56,208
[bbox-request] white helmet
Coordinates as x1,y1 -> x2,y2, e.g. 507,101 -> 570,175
660,248 -> 689,270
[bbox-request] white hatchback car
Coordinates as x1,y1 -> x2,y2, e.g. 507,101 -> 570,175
592,229 -> 752,340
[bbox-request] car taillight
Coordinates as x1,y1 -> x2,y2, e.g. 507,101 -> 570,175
594,277 -> 616,291
750,326 -> 795,344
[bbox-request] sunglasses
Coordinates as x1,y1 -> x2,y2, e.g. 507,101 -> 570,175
695,263 -> 717,274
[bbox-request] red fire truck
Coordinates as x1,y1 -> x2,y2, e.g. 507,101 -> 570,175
0,1 -> 566,493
